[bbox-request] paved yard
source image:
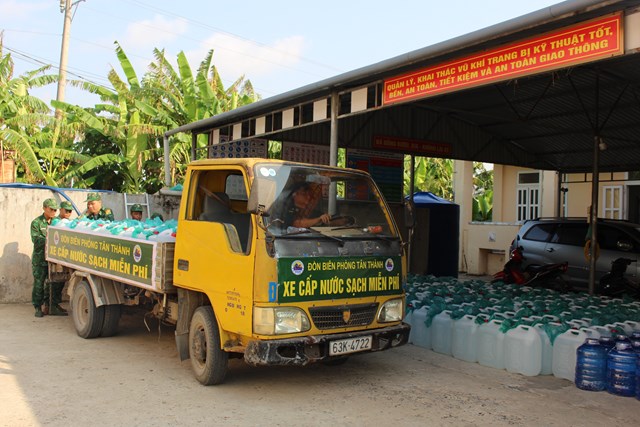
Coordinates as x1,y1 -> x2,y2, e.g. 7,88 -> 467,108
0,303 -> 637,427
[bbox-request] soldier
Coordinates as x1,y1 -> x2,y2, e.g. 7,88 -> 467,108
30,198 -> 67,317
130,203 -> 144,221
58,201 -> 74,220
83,192 -> 114,221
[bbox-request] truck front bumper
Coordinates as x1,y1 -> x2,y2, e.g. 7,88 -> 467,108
243,323 -> 410,367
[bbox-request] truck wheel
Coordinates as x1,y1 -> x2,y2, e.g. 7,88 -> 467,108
100,304 -> 122,337
72,280 -> 105,339
189,306 -> 228,385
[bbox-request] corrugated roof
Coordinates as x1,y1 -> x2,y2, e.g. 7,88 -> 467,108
166,0 -> 640,173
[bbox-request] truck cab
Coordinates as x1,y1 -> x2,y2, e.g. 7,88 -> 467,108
174,158 -> 409,384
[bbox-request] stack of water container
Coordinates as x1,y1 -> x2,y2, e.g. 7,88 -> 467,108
50,217 -> 178,242
404,275 -> 640,399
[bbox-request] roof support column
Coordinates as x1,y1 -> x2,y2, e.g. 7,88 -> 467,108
588,135 -> 600,295
329,91 -> 339,167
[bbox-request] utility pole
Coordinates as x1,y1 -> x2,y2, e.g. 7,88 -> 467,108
56,0 -> 84,117
56,0 -> 72,108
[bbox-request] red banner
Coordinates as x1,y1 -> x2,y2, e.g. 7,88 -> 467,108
383,13 -> 623,105
373,135 -> 451,156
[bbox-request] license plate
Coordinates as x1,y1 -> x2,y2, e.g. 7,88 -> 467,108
329,336 -> 372,356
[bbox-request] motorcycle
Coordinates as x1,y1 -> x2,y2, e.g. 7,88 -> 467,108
596,257 -> 640,299
492,246 -> 570,292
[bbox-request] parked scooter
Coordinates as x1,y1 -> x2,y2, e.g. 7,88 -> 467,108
596,258 -> 640,299
492,246 -> 570,292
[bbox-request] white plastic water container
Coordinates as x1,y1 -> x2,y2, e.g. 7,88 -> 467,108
477,319 -> 505,369
504,325 -> 542,376
589,325 -> 612,338
552,328 -> 588,381
452,314 -> 478,363
431,310 -> 453,356
533,323 -> 553,375
410,306 -> 432,350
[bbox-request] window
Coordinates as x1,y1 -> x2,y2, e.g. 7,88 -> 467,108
550,223 -> 588,246
602,185 -> 623,219
517,172 -> 541,222
523,223 -> 555,242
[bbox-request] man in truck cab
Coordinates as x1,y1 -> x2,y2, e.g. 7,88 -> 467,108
284,182 -> 331,228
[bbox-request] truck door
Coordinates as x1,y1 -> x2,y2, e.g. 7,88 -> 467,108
175,167 -> 254,336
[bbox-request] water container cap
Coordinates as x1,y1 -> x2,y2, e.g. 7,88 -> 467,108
615,341 -> 632,351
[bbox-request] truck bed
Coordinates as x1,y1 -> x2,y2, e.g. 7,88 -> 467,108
46,225 -> 176,293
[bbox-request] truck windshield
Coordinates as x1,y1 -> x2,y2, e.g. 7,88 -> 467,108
252,163 -> 398,238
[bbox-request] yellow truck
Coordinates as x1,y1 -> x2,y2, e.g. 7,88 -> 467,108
46,158 -> 410,385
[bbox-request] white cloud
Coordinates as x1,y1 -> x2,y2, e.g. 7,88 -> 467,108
120,15 -> 188,49
185,33 -> 305,82
0,0 -> 51,19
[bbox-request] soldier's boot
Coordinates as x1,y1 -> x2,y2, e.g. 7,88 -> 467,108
34,306 -> 44,318
49,305 -> 68,316
54,304 -> 67,313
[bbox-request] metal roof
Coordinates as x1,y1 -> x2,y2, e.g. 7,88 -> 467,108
166,0 -> 640,174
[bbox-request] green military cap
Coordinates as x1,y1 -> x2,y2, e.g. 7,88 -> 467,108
60,201 -> 73,210
43,198 -> 60,209
85,192 -> 101,202
150,212 -> 164,220
130,203 -> 143,212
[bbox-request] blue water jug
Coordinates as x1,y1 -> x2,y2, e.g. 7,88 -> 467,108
599,336 -> 616,352
575,338 -> 607,391
607,341 -> 638,397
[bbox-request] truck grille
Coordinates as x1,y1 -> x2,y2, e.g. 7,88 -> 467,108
309,303 -> 378,330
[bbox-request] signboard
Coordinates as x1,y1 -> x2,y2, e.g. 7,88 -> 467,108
373,135 -> 451,156
347,148 -> 404,203
46,227 -> 157,288
383,13 -> 623,105
275,256 -> 402,302
208,138 -> 267,159
282,141 -> 331,165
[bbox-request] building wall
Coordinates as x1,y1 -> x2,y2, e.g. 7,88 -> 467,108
0,188 -> 180,303
458,161 -> 637,275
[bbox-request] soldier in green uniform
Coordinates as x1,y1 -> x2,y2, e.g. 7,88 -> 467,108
58,200 -> 74,220
83,192 -> 114,221
130,203 -> 144,221
31,198 -> 67,317
47,200 -> 75,313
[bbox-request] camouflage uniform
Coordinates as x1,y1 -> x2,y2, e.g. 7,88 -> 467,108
84,207 -> 114,221
30,199 -> 61,317
83,192 -> 114,221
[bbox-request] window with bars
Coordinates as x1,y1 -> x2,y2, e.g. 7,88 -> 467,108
602,185 -> 623,219
516,172 -> 541,223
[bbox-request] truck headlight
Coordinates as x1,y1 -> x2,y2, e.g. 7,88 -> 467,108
253,307 -> 311,335
378,298 -> 403,322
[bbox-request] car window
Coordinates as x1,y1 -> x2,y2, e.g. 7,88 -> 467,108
550,223 -> 588,246
599,225 -> 636,251
522,223 -> 555,242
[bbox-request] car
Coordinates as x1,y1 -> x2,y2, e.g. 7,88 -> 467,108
510,217 -> 640,289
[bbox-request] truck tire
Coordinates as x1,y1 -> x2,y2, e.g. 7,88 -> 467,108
100,304 -> 122,337
72,280 -> 105,339
189,306 -> 228,385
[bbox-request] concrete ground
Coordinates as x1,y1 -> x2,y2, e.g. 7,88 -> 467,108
1,303 -> 637,427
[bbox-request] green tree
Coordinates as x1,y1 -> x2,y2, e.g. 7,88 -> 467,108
404,155 -> 454,199
472,162 -> 493,221
0,42 -> 66,184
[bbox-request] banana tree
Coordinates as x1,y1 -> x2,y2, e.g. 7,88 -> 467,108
0,43 -> 63,183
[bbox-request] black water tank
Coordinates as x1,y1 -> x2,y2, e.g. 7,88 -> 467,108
409,192 -> 459,277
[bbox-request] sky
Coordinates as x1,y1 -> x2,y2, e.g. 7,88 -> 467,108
0,0 -> 561,108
